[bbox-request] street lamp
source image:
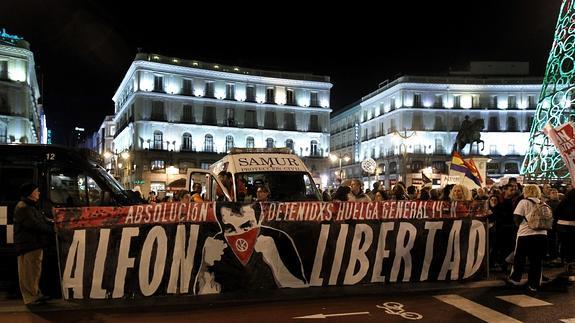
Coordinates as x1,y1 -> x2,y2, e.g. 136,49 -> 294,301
102,150 -> 116,175
103,150 -> 132,187
392,129 -> 416,185
330,153 -> 351,184
117,150 -> 131,189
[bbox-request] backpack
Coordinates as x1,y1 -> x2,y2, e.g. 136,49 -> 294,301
524,199 -> 553,230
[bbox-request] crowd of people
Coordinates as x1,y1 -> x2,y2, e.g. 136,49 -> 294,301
126,179 -> 208,204
121,176 -> 575,293
138,171 -> 273,204
325,179 -> 477,203
14,175 -> 575,305
322,178 -> 575,292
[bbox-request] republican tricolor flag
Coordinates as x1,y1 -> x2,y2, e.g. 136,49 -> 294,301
449,151 -> 483,188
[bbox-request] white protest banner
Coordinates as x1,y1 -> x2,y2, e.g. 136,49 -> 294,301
544,122 -> 575,187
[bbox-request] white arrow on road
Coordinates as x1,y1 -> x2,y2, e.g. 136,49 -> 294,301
294,311 -> 370,319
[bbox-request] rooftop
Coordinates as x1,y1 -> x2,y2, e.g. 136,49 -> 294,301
362,74 -> 542,102
0,28 -> 29,50
135,53 -> 330,83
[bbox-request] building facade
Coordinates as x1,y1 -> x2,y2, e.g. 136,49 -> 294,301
109,53 -> 332,195
330,64 -> 541,189
0,29 -> 44,144
92,115 -> 115,155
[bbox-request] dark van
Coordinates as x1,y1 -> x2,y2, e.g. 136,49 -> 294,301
0,144 -> 139,298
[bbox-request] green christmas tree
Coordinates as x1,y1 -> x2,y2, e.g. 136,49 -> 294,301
522,0 -> 575,180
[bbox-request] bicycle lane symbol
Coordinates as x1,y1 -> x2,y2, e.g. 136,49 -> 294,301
377,302 -> 423,320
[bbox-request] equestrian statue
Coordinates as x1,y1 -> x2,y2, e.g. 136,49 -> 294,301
452,115 -> 485,154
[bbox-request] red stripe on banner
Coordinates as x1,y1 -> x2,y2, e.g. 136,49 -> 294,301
54,201 -> 489,229
54,202 -> 217,230
259,200 -> 488,223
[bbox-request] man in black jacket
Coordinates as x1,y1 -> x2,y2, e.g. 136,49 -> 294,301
14,183 -> 54,305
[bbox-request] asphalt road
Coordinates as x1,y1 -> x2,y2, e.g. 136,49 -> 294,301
1,278 -> 574,323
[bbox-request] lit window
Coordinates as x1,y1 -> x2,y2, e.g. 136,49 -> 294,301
153,131 -> 163,150
182,133 -> 192,151
225,135 -> 234,152
204,134 -> 214,152
151,160 -> 165,171
285,139 -> 294,150
246,137 -> 255,148
310,140 -> 318,156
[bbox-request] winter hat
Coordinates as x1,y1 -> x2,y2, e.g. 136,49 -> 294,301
19,183 -> 38,198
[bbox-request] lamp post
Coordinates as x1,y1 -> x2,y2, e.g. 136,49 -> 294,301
399,143 -> 408,183
103,150 -> 131,187
330,153 -> 351,185
118,151 -> 131,189
103,151 -> 113,172
393,129 -> 416,185
102,150 -> 120,181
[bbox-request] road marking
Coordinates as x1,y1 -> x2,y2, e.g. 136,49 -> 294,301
496,295 -> 552,307
434,294 -> 522,323
293,311 -> 370,319
377,302 -> 423,320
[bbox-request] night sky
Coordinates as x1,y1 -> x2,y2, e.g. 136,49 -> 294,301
1,0 -> 560,145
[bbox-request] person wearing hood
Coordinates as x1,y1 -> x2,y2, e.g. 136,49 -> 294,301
555,188 -> 575,281
14,183 -> 54,305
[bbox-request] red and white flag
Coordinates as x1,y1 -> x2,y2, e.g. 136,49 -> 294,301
544,121 -> 575,187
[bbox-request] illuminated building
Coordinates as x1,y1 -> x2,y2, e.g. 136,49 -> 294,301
330,62 -> 541,188
0,28 -> 44,144
109,53 -> 332,194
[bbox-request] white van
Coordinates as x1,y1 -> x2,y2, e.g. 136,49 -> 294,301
188,148 -> 322,202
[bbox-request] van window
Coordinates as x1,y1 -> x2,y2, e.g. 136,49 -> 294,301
50,168 -> 105,207
213,175 -> 230,202
236,172 -> 321,202
86,176 -> 104,206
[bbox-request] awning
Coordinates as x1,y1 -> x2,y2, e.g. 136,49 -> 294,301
167,178 -> 186,188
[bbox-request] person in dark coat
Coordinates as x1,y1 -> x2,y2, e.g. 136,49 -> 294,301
495,184 -> 518,272
555,189 -> 575,280
331,186 -> 351,201
545,188 -> 562,264
14,183 -> 54,305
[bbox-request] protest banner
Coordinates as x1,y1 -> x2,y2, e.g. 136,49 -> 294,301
54,201 -> 489,299
544,121 -> 575,185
